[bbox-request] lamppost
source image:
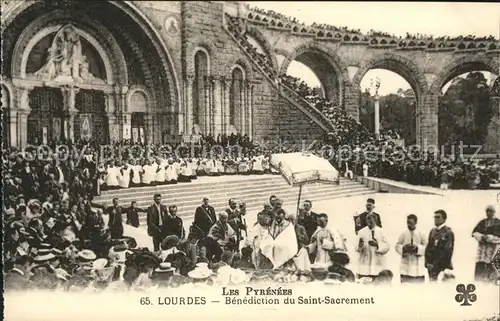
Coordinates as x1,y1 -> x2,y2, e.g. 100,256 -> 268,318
371,77 -> 381,138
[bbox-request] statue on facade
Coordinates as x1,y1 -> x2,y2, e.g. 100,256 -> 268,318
32,25 -> 104,84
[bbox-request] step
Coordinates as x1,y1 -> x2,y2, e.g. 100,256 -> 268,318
94,182 -> 364,205
95,177 -> 360,200
126,185 -> 370,210
134,189 -> 375,225
97,175 -> 283,197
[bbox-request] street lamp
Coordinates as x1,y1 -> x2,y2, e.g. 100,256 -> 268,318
370,77 -> 381,138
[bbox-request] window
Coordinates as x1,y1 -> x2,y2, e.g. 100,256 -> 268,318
192,51 -> 208,125
230,67 -> 244,126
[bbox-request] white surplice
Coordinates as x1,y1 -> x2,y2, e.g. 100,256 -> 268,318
395,228 -> 427,277
356,226 -> 390,276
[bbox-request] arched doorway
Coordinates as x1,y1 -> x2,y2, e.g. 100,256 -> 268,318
2,1 -> 180,146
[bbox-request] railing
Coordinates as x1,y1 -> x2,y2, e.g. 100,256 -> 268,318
224,14 -> 334,132
243,8 -> 500,53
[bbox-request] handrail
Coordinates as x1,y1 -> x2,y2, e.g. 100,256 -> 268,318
224,14 -> 334,132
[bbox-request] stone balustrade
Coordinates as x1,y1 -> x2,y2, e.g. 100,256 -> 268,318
240,9 -> 500,53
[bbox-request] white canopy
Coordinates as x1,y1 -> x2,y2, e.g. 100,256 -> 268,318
270,152 -> 339,187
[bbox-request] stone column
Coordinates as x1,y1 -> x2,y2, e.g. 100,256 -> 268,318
144,113 -> 154,144
17,109 -> 30,148
213,76 -> 223,136
419,91 -> 439,150
203,75 -> 210,135
223,77 -> 231,134
185,75 -> 194,134
247,82 -> 254,139
209,76 -> 217,135
9,109 -> 18,147
107,113 -> 118,143
240,80 -> 246,134
15,86 -> 32,148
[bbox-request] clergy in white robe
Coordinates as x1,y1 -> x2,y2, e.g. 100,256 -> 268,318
130,161 -> 142,186
155,159 -> 166,184
118,165 -> 131,189
105,164 -> 119,188
356,213 -> 390,278
472,205 -> 500,283
307,213 -> 347,268
252,155 -> 263,173
165,159 -> 178,183
395,214 -> 427,283
141,160 -> 155,185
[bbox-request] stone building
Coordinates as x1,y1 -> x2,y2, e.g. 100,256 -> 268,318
1,1 -> 499,150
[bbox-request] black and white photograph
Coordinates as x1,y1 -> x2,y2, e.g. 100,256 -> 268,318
1,1 -> 500,320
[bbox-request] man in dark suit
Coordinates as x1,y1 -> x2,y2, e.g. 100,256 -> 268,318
425,209 -> 454,281
297,200 -> 318,240
107,198 -> 124,239
147,193 -> 168,251
126,201 -> 145,228
354,198 -> 382,234
194,197 -> 216,237
164,205 -> 185,239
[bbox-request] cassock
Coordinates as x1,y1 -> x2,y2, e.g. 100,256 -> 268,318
424,225 -> 454,280
472,217 -> 500,281
297,210 -> 318,239
356,226 -> 390,276
194,205 -> 216,237
395,228 -> 427,279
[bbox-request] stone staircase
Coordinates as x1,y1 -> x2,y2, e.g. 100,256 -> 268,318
223,14 -> 334,133
92,175 -> 375,225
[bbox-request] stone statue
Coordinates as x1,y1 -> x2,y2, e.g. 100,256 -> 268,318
32,25 -> 104,84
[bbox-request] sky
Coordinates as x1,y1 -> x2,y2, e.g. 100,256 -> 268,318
249,2 -> 500,95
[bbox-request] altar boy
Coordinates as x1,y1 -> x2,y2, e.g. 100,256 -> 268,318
395,214 -> 427,283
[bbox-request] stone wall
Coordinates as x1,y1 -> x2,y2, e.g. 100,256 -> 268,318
181,1 -> 326,141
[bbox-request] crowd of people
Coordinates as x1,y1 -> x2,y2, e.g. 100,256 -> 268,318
245,5 -> 499,43
279,74 -> 500,190
5,187 -> 499,291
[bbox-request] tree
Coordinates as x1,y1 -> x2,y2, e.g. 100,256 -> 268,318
438,72 -> 492,146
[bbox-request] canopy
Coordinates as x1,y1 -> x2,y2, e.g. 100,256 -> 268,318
270,152 -> 339,187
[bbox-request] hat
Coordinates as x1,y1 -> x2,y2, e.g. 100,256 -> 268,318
161,235 -> 180,250
188,265 -> 213,279
78,250 -> 97,262
93,258 -> 108,270
33,253 -> 56,262
366,198 -> 375,204
155,262 -> 176,273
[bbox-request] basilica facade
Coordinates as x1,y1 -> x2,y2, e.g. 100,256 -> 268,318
2,1 -> 499,149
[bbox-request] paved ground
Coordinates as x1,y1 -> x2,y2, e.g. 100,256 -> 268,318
118,186 -> 499,284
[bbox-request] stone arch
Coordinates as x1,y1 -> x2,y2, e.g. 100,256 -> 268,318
11,11 -> 127,84
18,24 -> 116,84
0,79 -> 15,110
429,54 -> 499,93
191,46 -> 212,76
245,26 -> 279,72
3,1 -> 180,113
226,57 -> 253,81
279,41 -> 349,104
351,52 -> 427,98
127,86 -> 151,113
